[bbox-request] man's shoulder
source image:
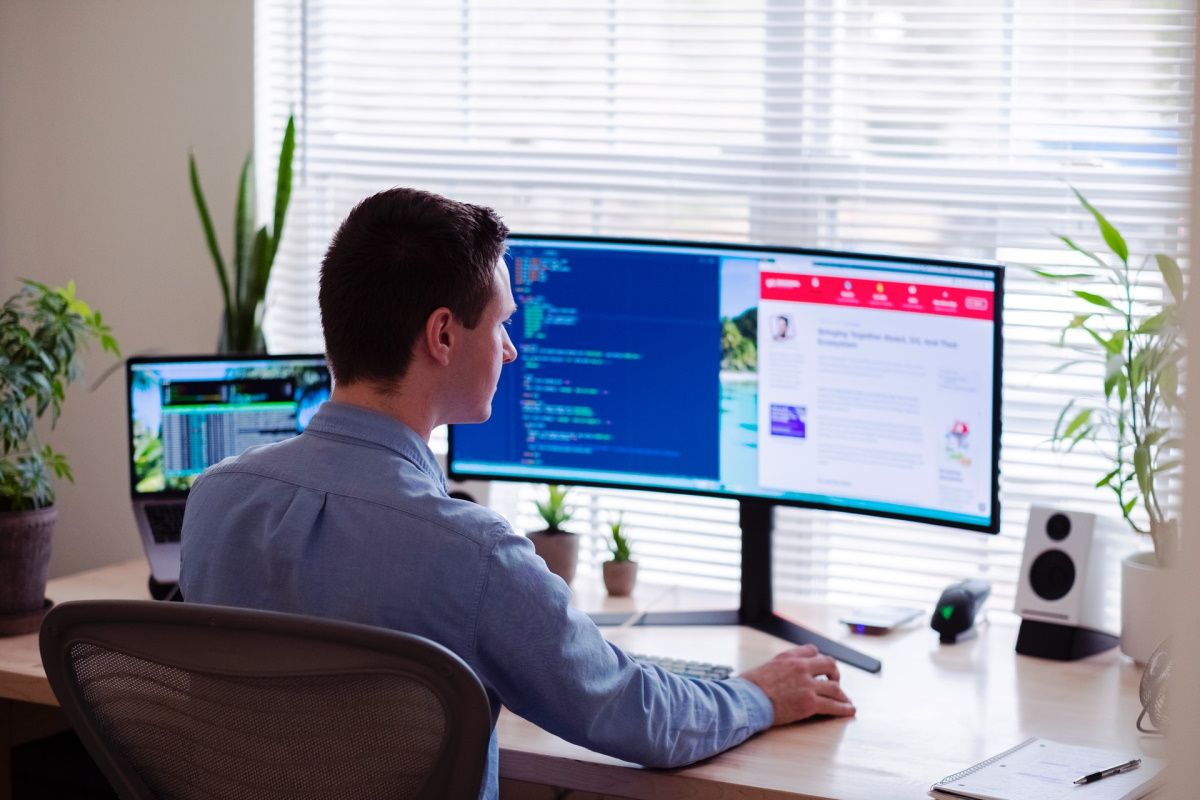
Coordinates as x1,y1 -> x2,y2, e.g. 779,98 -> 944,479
192,440 -> 516,549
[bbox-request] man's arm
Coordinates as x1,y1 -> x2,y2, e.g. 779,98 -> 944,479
471,532 -> 852,768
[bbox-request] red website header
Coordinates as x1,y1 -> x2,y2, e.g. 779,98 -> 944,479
760,272 -> 994,321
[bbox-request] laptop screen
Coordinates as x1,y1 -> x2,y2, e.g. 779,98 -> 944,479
127,354 -> 331,498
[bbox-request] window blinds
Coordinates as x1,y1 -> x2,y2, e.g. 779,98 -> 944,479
256,0 -> 1193,626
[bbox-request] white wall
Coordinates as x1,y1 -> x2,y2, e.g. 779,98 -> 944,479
0,0 -> 253,577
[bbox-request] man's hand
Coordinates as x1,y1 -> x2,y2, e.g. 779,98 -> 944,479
739,644 -> 855,726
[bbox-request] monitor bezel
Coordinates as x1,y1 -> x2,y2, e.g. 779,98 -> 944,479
126,352 -> 329,501
448,234 -> 1004,535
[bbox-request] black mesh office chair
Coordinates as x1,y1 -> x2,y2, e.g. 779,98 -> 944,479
39,600 -> 492,800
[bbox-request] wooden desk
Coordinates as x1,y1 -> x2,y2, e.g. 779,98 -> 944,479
498,590 -> 1158,800
0,562 -> 1157,800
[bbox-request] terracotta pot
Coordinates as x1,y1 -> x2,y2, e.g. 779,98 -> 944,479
1121,550 -> 1174,663
0,505 -> 56,635
527,530 -> 579,586
602,560 -> 638,597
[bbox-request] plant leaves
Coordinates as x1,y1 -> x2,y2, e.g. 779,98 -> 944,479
1134,311 -> 1167,335
1052,400 -> 1076,442
234,152 -> 255,320
1056,234 -> 1107,268
1095,467 -> 1120,489
1156,458 -> 1182,473
1073,290 -> 1118,313
1160,361 -> 1179,409
1066,424 -> 1093,452
1062,408 -> 1092,439
1134,443 -> 1150,495
189,151 -> 233,335
270,115 -> 296,264
1155,254 -> 1184,304
1034,268 -> 1093,281
1073,187 -> 1129,263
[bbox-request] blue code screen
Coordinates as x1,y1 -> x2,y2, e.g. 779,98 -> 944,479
453,243 -> 722,482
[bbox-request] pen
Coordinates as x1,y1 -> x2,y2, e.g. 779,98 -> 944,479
1073,758 -> 1141,785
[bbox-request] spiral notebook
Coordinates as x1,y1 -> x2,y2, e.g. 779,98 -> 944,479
930,738 -> 1165,800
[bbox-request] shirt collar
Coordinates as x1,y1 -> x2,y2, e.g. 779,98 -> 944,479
305,401 -> 447,491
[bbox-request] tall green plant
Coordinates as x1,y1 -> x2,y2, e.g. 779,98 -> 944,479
1038,188 -> 1184,564
534,485 -> 573,532
0,280 -> 120,511
189,115 -> 296,353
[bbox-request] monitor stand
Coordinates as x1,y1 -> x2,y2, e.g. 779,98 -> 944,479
589,498 -> 882,673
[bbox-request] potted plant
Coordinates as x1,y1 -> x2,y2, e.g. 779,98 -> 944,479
189,114 -> 296,353
0,280 -> 119,634
1038,187 -> 1183,662
602,514 -> 637,597
527,485 -> 578,586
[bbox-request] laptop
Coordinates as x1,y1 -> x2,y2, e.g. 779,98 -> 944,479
126,354 -> 332,584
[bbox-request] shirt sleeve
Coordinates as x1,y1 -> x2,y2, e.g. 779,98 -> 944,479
471,530 -> 774,769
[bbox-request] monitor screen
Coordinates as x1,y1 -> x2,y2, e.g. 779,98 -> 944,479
127,354 -> 331,497
450,236 -> 1002,532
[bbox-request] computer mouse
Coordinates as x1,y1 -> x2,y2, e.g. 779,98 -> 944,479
930,579 -> 991,644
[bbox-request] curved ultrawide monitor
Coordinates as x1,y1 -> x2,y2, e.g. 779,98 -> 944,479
449,235 -> 1002,533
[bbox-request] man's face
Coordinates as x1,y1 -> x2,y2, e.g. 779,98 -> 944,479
447,260 -> 518,424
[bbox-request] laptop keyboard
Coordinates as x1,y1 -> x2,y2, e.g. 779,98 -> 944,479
630,653 -> 734,681
145,503 -> 186,543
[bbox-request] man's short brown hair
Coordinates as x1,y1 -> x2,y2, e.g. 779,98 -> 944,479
318,187 -> 509,385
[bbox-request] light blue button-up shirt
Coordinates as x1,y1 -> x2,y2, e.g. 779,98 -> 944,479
180,401 -> 774,799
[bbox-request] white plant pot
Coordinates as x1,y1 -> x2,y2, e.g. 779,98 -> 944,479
1120,551 -> 1174,663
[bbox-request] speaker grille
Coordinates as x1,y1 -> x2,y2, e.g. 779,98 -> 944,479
1045,513 -> 1072,541
1030,549 -> 1075,601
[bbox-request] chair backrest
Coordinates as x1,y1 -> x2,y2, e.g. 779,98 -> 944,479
40,600 -> 492,800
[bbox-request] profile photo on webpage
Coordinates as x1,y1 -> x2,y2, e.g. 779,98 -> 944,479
771,313 -> 794,341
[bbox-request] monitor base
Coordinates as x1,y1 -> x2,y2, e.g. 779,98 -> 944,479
590,608 -> 882,673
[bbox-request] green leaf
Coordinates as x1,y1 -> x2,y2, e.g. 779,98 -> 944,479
1056,234 -> 1107,268
1073,290 -> 1118,313
234,152 -> 255,321
1095,467 -> 1120,489
1134,443 -> 1150,495
1145,428 -> 1169,447
1034,268 -> 1093,281
1123,496 -> 1138,516
1062,408 -> 1092,439
1155,254 -> 1184,304
1160,361 -> 1179,409
1052,400 -> 1076,442
1134,311 -> 1167,335
270,115 -> 296,264
1066,424 -> 1093,452
1072,187 -> 1129,263
1156,458 -> 1182,474
189,151 -> 233,332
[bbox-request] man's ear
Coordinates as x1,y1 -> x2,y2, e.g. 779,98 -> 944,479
424,307 -> 455,366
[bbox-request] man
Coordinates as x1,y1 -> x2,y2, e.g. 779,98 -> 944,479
180,187 -> 854,799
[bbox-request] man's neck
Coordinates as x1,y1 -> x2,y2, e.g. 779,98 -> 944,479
331,382 -> 436,441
